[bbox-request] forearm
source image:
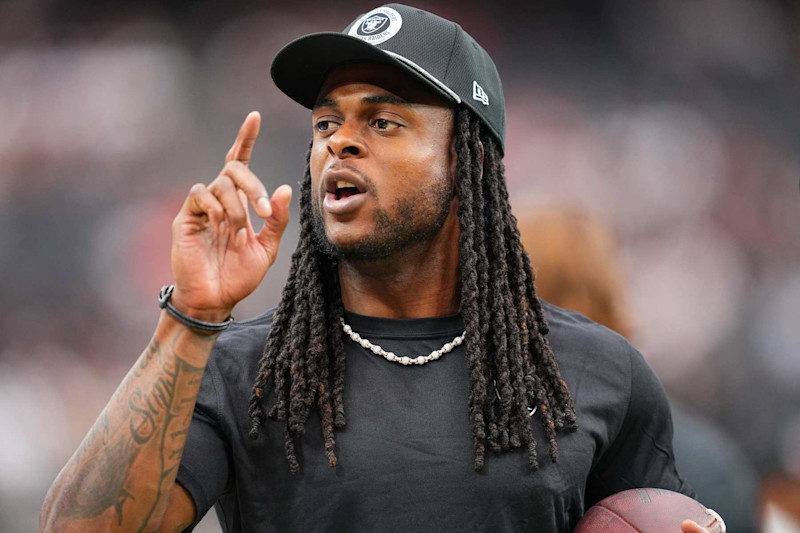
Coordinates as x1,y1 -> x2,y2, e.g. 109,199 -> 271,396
40,312 -> 217,532
40,109 -> 290,531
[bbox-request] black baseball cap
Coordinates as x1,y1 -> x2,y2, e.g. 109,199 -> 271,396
271,3 -> 506,151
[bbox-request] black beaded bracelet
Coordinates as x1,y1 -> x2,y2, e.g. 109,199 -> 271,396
158,285 -> 234,333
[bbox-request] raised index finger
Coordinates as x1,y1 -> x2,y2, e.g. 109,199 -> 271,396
218,161 -> 272,219
225,111 -> 261,166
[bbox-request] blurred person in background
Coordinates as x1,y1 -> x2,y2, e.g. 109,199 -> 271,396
518,206 -> 758,533
34,3 -> 732,532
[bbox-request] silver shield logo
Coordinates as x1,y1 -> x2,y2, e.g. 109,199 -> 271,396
348,7 -> 403,45
359,14 -> 390,35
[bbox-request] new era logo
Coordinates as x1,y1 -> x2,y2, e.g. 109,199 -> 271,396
472,81 -> 489,106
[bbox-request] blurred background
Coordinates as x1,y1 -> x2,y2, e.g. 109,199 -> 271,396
0,0 -> 798,531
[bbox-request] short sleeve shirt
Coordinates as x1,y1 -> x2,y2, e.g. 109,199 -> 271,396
176,302 -> 693,532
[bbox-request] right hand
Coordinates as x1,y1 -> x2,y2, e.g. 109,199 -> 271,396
170,111 -> 292,322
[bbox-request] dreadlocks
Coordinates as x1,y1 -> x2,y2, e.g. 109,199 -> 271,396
248,107 -> 577,473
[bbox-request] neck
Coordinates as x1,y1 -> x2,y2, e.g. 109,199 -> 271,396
338,207 -> 460,319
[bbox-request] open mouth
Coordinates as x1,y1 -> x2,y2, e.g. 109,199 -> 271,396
326,179 -> 365,200
322,174 -> 369,215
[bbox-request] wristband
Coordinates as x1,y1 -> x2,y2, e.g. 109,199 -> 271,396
158,285 -> 234,333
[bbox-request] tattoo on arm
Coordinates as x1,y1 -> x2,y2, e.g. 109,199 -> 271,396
54,328 -> 210,529
61,409 -> 140,522
138,357 -> 204,529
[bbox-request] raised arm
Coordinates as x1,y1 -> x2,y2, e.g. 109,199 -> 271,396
40,112 -> 292,532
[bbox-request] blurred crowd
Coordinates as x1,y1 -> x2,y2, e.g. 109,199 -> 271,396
0,0 -> 797,531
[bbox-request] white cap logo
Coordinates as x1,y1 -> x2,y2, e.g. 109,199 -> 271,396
349,7 -> 403,45
473,81 -> 489,106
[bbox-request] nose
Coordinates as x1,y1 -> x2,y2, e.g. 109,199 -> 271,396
327,121 -> 367,159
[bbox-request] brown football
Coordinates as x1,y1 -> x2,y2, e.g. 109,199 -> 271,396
573,488 -> 724,533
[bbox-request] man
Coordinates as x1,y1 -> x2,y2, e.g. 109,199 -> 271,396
40,4 -> 717,532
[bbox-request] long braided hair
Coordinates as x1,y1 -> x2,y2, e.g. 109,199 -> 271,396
248,107 -> 577,473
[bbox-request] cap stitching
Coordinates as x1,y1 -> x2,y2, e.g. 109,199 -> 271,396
384,51 -> 461,104
442,22 -> 459,85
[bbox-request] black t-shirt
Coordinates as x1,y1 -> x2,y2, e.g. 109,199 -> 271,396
177,302 -> 693,532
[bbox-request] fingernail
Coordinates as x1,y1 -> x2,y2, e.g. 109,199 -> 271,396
258,197 -> 272,218
235,227 -> 247,247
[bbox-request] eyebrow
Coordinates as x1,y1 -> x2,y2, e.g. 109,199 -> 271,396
362,94 -> 410,107
312,94 -> 412,110
313,98 -> 336,110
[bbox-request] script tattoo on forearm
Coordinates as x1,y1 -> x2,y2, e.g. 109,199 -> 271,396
137,355 -> 204,528
55,330 -> 209,529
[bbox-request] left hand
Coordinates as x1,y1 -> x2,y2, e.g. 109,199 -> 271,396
681,512 -> 726,533
681,520 -> 709,533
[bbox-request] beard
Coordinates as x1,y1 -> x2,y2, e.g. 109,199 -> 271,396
311,175 -> 454,262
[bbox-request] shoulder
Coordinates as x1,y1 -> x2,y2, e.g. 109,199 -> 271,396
540,300 -> 660,411
541,300 -> 639,372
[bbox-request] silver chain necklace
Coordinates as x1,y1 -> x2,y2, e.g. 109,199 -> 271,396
340,318 -> 465,366
339,319 -> 537,416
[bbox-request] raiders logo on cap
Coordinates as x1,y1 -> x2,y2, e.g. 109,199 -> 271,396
349,6 -> 403,44
272,4 -> 508,151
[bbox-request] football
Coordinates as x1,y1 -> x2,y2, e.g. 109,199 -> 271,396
574,488 -> 724,532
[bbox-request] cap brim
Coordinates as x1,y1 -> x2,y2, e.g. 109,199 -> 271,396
271,32 -> 457,109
